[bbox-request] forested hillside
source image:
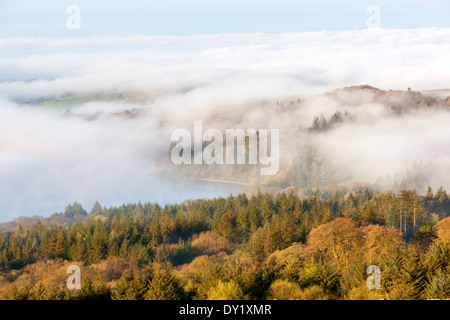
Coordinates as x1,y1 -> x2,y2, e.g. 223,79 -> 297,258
1,187 -> 449,300
158,85 -> 450,195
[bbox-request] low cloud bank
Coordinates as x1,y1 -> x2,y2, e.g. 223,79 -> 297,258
1,28 -> 450,220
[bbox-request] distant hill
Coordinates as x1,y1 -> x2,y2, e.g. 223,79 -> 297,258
329,84 -> 450,110
157,84 -> 450,197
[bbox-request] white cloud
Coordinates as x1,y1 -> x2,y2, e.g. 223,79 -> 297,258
1,28 -> 450,220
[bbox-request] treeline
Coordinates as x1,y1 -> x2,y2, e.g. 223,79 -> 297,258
309,111 -> 349,132
0,188 -> 449,300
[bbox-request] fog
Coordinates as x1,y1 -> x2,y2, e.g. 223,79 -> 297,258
1,28 -> 450,221
313,108 -> 450,182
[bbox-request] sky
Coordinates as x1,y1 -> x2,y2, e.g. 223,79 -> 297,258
0,1 -> 449,37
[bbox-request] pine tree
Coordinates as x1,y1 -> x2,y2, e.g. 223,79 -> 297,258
112,269 -> 153,300
425,186 -> 433,200
379,245 -> 404,297
411,190 -> 429,233
398,190 -> 413,239
435,186 -> 449,218
144,268 -> 186,300
423,271 -> 450,299
42,230 -> 57,259
246,228 -> 266,264
401,246 -> 426,299
55,228 -> 68,259
90,222 -> 109,263
90,201 -> 103,215
74,233 -> 88,262
213,210 -> 239,242
9,235 -> 25,269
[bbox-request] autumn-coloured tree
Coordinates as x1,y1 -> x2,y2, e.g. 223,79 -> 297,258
412,226 -> 438,251
361,224 -> 404,264
307,218 -> 362,270
435,216 -> 450,243
206,280 -> 247,300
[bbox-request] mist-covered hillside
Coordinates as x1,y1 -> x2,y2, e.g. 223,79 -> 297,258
2,29 -> 450,221
157,84 -> 450,197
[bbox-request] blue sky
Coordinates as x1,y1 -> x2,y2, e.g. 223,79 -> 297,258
0,0 -> 449,37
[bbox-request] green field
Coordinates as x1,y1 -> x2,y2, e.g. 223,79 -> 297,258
36,93 -> 123,108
